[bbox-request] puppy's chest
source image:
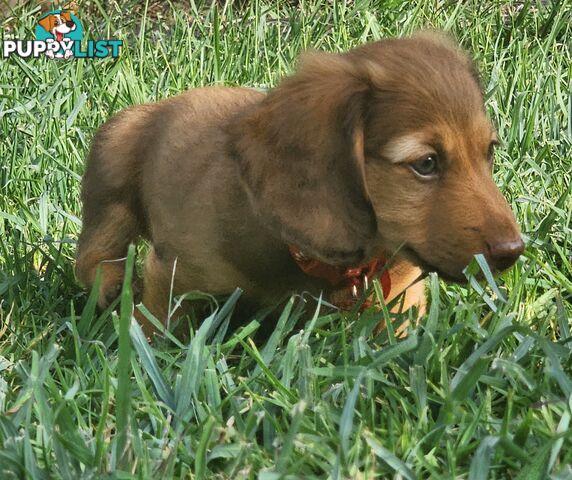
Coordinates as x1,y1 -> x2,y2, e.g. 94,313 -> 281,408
255,254 -> 425,312
221,242 -> 331,300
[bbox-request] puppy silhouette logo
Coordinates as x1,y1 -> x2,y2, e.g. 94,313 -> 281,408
36,9 -> 83,59
2,4 -> 122,60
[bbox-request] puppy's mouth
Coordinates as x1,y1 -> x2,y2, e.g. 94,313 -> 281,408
402,245 -> 467,283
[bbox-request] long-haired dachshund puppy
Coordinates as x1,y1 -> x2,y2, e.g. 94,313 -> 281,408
76,32 -> 524,335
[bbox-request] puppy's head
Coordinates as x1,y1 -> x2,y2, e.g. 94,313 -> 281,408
228,32 -> 523,281
39,11 -> 76,35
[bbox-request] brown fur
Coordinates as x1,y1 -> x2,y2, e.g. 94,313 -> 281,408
76,32 -> 523,335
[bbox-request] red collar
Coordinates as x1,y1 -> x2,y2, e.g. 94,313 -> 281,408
289,245 -> 391,310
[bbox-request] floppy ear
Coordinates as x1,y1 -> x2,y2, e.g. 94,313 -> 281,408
39,15 -> 55,33
227,52 -> 377,266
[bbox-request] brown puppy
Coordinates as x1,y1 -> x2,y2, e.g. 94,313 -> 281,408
76,32 -> 524,334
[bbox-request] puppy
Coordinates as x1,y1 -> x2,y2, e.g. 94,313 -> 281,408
38,10 -> 77,59
76,32 -> 524,335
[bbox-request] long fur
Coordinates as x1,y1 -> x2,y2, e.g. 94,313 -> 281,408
76,32 -> 523,335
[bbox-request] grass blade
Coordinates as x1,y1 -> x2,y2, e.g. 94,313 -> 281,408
130,319 -> 175,409
340,371 -> 364,458
114,244 -> 136,468
365,434 -> 415,480
468,436 -> 499,480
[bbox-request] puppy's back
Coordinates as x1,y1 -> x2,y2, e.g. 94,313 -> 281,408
76,86 -> 264,298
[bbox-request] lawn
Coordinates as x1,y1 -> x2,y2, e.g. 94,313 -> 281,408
0,0 -> 571,478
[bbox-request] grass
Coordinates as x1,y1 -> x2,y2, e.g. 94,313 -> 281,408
0,0 -> 571,478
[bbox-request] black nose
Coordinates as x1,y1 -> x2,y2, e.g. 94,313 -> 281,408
66,20 -> 75,28
487,238 -> 525,271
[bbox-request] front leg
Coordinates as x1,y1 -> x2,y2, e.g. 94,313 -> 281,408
376,259 -> 426,337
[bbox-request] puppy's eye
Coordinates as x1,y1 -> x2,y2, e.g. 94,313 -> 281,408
410,154 -> 439,178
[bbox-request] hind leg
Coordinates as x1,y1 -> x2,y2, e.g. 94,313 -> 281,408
76,202 -> 141,308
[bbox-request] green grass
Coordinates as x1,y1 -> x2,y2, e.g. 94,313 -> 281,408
1,0 -> 571,478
